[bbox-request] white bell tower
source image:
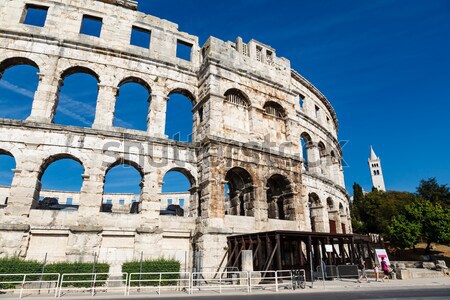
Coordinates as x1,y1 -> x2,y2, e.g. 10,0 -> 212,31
368,146 -> 386,191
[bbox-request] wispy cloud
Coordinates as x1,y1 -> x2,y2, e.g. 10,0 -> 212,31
0,80 -> 134,128
0,80 -> 35,99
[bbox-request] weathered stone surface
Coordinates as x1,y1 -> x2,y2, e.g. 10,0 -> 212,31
0,0 -> 350,271
422,262 -> 436,270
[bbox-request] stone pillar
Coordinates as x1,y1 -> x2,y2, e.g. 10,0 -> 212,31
27,73 -> 62,123
147,91 -> 167,138
92,84 -> 119,130
140,172 -> 161,222
4,169 -> 40,218
307,143 -> 321,174
77,173 -> 103,225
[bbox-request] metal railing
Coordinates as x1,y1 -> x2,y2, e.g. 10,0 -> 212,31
58,273 -> 128,297
191,271 -> 249,294
248,269 -> 293,292
0,268 -> 330,298
127,272 -> 190,295
0,273 -> 60,298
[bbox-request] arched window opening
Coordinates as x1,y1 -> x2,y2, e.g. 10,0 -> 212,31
224,89 -> 249,107
308,193 -> 321,232
266,174 -> 293,220
0,58 -> 39,120
224,167 -> 254,217
161,169 -> 194,217
339,203 -> 345,216
113,79 -> 151,131
263,101 -> 285,118
223,89 -> 250,134
102,162 -> 143,214
327,197 -> 337,233
37,157 -> 84,210
0,151 -> 15,207
318,141 -> 327,174
301,132 -> 312,171
326,197 -> 334,210
54,68 -> 99,128
165,91 -> 194,142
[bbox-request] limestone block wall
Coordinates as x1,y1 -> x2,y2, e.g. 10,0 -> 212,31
0,0 -> 351,271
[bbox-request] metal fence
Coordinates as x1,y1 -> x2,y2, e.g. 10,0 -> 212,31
127,272 -> 190,295
0,266 -> 359,298
58,273 -> 128,297
0,273 -> 60,298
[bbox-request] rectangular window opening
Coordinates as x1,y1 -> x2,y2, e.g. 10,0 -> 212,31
106,199 -> 113,204
315,105 -> 320,118
130,26 -> 151,49
168,199 -> 173,205
179,199 -> 185,207
176,40 -> 192,61
80,15 -> 103,37
299,95 -> 304,109
119,199 -> 125,205
22,4 -> 48,27
66,198 -> 73,205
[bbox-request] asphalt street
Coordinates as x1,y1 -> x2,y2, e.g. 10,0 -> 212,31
122,288 -> 450,300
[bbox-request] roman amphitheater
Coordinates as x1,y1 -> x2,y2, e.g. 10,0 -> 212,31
0,0 -> 353,273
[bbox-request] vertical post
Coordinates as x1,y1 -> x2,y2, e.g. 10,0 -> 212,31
91,252 -> 97,296
275,234 -> 282,272
39,252 -> 47,294
138,251 -> 143,292
319,247 -> 325,288
307,235 -> 313,288
19,274 -> 26,299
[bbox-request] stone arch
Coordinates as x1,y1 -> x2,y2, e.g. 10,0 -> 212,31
165,89 -> 194,142
38,153 -> 85,181
318,141 -> 327,175
327,196 -> 338,233
118,76 -> 152,94
266,174 -> 294,220
53,65 -> 100,127
263,101 -> 286,118
301,132 -> 313,171
114,76 -> 152,131
161,167 -> 196,217
224,167 -> 254,216
102,158 -> 144,213
168,87 -> 196,104
0,57 -> 40,120
60,66 -> 100,82
0,57 -> 39,76
105,158 -> 144,178
36,153 -> 85,209
308,192 -> 322,232
0,149 -> 16,206
224,88 -> 251,107
163,167 -> 196,187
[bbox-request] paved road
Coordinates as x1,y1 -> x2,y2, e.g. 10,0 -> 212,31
123,287 -> 450,300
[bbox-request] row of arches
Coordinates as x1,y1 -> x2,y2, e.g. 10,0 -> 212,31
0,57 -> 194,141
0,150 -> 193,213
301,131 -> 341,180
1,149 -> 348,230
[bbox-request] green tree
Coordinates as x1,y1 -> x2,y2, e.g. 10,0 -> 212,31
388,197 -> 450,252
350,182 -> 366,233
417,178 -> 450,207
387,214 -> 421,250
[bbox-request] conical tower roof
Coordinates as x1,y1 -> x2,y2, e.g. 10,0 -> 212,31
369,146 -> 378,160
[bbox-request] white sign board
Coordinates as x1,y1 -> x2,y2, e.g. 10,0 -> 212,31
325,244 -> 333,253
375,249 -> 390,265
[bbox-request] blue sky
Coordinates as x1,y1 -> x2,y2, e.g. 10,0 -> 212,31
1,0 -> 449,196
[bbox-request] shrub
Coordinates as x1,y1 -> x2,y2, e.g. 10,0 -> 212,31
122,259 -> 180,286
0,258 -> 109,289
